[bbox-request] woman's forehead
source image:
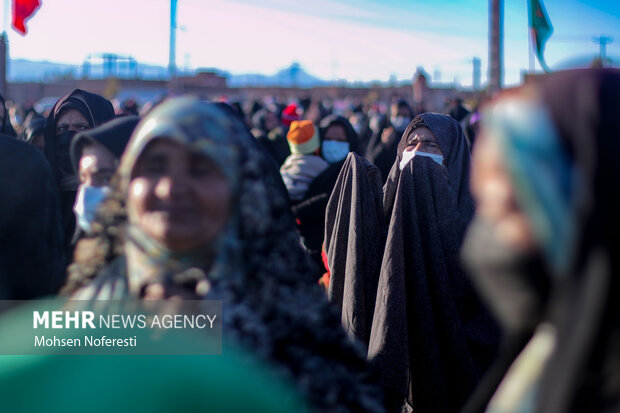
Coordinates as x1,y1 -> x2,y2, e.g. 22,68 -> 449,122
409,127 -> 436,141
138,137 -> 202,159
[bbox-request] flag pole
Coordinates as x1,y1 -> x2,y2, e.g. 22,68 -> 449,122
528,25 -> 535,72
3,0 -> 8,33
168,0 -> 177,96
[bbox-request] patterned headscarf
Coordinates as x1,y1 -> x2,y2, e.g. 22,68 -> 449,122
117,97 -> 243,287
481,95 -> 578,278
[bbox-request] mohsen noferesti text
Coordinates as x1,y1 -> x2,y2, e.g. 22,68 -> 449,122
34,335 -> 138,347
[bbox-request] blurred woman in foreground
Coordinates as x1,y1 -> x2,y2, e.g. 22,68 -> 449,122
462,69 -> 620,412
65,97 -> 385,412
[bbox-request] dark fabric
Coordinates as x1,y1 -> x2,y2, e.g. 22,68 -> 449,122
364,114 -> 389,158
366,103 -> 413,182
325,153 -> 386,347
69,98 -> 386,412
369,157 -> 498,412
535,69 -> 620,413
0,94 -> 17,137
351,113 -> 372,158
461,111 -> 479,150
368,112 -> 498,412
42,89 -> 115,260
292,159 -> 344,277
255,130 -> 290,167
19,114 -> 46,144
0,136 -> 65,299
70,115 -> 139,172
365,127 -> 400,183
448,103 -> 471,123
251,108 -> 290,167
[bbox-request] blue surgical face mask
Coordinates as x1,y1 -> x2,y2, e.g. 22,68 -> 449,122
73,185 -> 110,232
399,150 -> 444,171
322,140 -> 350,163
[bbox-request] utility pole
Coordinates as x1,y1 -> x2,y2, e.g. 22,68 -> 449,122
489,0 -> 503,95
472,57 -> 481,91
169,0 -> 178,95
593,36 -> 613,63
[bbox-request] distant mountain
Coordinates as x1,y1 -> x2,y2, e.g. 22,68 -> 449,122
9,59 -> 79,81
7,59 -> 331,87
227,63 -> 328,88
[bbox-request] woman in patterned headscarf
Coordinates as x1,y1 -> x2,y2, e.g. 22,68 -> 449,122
462,69 -> 620,413
65,96 -> 385,412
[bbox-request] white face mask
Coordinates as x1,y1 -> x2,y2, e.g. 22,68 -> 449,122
399,150 -> 444,171
322,140 -> 350,163
73,185 -> 110,232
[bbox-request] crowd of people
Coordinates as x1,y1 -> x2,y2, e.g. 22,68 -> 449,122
0,67 -> 618,412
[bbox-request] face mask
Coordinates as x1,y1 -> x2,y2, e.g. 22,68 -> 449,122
73,185 -> 110,233
461,216 -> 550,333
399,150 -> 444,170
391,116 -> 411,132
322,140 -> 350,163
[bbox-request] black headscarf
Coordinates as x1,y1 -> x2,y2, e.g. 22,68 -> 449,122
0,136 -> 65,299
70,115 -> 139,172
43,89 -> 115,186
324,153 -> 386,346
368,113 -> 499,412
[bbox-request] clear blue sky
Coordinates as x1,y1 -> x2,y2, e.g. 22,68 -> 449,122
4,0 -> 620,86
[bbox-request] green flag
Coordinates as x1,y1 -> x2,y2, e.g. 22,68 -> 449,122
529,0 -> 553,72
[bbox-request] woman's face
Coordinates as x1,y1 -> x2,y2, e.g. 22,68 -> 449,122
79,143 -> 117,187
56,109 -> 90,134
470,131 -> 535,250
128,139 -> 233,251
404,127 -> 443,156
323,124 -> 347,142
